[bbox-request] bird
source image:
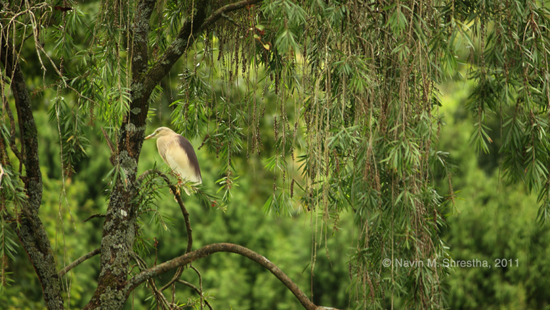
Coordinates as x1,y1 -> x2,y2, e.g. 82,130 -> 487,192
144,127 -> 202,195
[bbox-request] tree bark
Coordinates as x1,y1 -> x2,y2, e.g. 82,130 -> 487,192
1,32 -> 64,310
82,0 -> 157,308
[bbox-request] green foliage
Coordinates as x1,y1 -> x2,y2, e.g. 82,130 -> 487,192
48,97 -> 91,177
2,0 -> 550,309
438,82 -> 550,309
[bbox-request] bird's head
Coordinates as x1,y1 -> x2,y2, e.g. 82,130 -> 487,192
144,127 -> 176,140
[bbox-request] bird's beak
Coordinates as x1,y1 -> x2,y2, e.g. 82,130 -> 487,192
144,133 -> 155,140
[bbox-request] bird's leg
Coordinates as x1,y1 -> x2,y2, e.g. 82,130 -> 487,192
169,187 -> 181,198
170,171 -> 182,198
171,171 -> 192,195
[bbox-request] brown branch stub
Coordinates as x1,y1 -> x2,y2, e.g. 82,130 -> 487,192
100,127 -> 117,165
84,213 -> 106,222
59,248 -> 101,277
126,243 -> 327,310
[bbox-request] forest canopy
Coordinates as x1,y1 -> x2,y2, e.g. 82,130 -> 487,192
1,0 -> 550,309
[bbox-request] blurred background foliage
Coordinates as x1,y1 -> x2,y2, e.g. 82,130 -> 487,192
2,0 -> 550,309
4,66 -> 550,310
1,90 -> 352,309
1,13 -> 353,306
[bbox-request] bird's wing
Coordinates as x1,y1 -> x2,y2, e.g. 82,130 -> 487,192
176,136 -> 202,183
164,137 -> 202,184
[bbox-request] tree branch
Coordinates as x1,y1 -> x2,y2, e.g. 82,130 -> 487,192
200,0 -> 262,32
140,168 -> 196,293
144,1 -> 208,92
131,252 -> 172,310
1,31 -> 63,310
131,0 -> 156,78
84,213 -> 106,222
144,0 -> 262,94
58,248 -> 100,277
126,243 -> 334,310
0,31 -> 42,210
139,169 -> 193,253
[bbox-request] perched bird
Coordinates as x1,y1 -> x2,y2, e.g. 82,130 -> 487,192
144,127 -> 202,194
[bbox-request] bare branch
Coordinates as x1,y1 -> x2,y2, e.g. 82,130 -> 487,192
160,265 -> 184,293
191,265 -> 204,310
59,248 -> 101,277
84,213 -> 106,222
126,243 -> 337,310
131,252 -> 172,310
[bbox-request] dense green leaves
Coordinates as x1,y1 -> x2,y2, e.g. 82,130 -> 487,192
2,0 -> 550,309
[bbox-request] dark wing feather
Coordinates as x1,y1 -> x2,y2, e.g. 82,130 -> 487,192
177,136 -> 202,181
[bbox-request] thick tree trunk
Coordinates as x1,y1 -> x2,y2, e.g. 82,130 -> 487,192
83,0 -> 156,308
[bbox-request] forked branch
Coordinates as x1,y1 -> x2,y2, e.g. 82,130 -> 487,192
125,243 -> 339,310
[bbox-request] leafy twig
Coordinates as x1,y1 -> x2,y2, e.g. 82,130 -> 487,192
176,279 -> 213,310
